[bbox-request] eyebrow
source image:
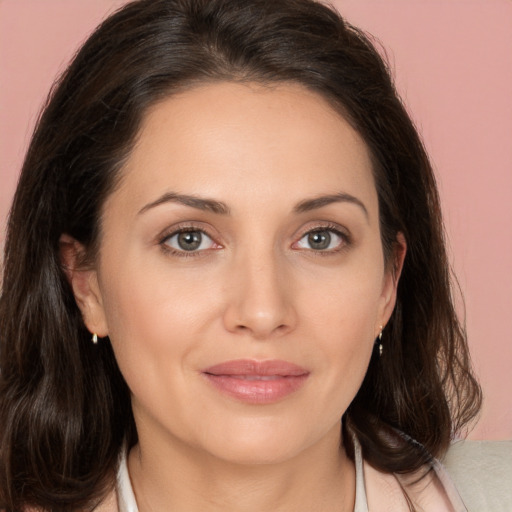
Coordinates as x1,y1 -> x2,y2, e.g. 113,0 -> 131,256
294,193 -> 369,220
138,191 -> 368,219
138,192 -> 230,215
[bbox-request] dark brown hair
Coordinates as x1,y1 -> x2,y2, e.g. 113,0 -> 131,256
0,0 -> 481,510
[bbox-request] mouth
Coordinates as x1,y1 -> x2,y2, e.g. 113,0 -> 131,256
202,359 -> 309,404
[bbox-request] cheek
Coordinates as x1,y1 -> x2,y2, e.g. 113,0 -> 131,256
99,275 -> 202,439
96,260 -> 185,386
96,251 -> 227,393
100,249 -> 215,339
304,259 -> 384,339
301,263 -> 383,399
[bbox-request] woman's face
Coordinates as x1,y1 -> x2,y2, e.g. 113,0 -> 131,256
75,82 -> 403,464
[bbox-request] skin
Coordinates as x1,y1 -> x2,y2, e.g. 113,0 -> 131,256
65,82 -> 405,511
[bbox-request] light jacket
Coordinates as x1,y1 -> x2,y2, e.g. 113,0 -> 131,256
92,439 -> 512,511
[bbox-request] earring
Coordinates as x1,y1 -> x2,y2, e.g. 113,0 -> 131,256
92,333 -> 98,344
378,326 -> 383,357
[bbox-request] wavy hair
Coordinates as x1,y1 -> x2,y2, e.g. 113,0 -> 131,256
0,0 -> 481,509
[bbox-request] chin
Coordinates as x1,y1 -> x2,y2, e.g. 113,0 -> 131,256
214,442 -> 303,466
198,419 -> 321,466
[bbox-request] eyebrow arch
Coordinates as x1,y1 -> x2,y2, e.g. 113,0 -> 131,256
138,192 -> 230,215
293,193 -> 369,220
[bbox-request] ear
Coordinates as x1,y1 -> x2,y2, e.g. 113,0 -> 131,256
375,232 -> 407,336
59,234 -> 109,337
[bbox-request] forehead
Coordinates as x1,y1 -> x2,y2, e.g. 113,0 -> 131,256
113,81 -> 377,218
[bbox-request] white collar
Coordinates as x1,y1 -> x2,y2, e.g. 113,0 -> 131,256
115,439 -> 467,512
116,450 -> 138,512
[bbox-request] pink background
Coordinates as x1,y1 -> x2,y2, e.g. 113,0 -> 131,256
1,0 -> 511,440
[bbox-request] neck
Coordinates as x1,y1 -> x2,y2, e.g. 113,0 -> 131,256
128,424 -> 355,512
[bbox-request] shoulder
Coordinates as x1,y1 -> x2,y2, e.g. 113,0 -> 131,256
363,460 -> 461,512
441,438 -> 512,511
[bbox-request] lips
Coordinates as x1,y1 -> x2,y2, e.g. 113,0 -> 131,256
202,359 -> 309,404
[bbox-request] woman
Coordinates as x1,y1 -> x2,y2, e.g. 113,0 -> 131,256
0,0 -> 491,510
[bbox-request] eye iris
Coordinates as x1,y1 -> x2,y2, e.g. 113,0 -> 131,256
308,231 -> 331,250
177,231 -> 202,251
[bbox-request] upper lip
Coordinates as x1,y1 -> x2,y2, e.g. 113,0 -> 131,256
203,359 -> 309,377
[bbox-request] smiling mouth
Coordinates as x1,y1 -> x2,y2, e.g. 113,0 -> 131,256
229,375 -> 283,381
202,359 -> 309,404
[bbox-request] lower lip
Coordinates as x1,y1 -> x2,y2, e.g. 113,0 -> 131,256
203,374 -> 309,404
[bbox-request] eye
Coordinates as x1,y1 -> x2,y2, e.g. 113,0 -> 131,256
294,228 -> 346,252
162,229 -> 217,253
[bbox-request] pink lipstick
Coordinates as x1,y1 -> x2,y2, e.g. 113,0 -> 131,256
202,359 -> 309,404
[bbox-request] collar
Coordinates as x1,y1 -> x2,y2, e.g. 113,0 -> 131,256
115,436 -> 466,512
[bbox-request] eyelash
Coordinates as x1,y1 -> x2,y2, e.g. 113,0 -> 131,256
158,222 -> 351,258
294,223 -> 351,255
158,224 -> 219,258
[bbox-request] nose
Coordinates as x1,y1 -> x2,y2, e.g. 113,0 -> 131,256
222,249 -> 297,340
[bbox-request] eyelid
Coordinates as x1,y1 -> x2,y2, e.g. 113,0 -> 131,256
157,222 -> 222,256
155,220 -> 351,257
291,222 -> 351,252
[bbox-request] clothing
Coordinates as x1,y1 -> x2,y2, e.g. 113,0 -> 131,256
20,438 -> 508,511
442,439 -> 512,512
117,456 -> 137,512
113,437 -> 510,512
